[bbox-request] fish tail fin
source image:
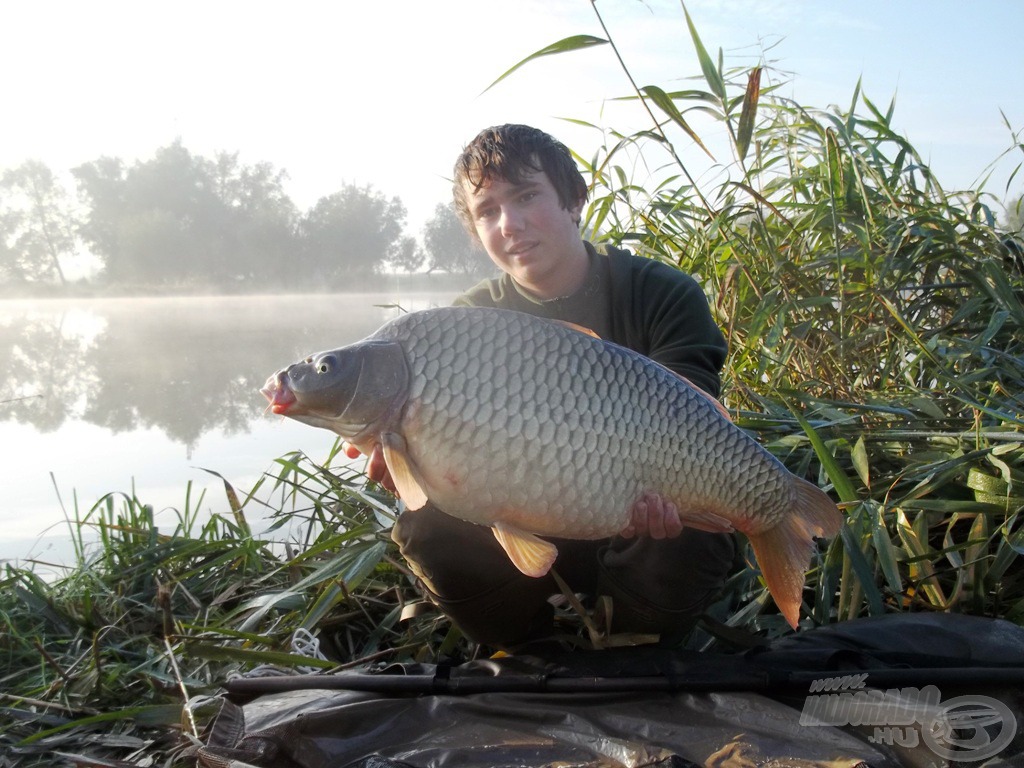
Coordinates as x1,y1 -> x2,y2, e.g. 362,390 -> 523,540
748,477 -> 842,629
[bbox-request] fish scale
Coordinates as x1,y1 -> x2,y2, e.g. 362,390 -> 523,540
378,309 -> 771,536
262,305 -> 843,628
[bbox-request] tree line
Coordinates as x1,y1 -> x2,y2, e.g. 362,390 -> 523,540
0,141 -> 492,293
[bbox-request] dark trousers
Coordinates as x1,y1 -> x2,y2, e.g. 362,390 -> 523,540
392,504 -> 736,648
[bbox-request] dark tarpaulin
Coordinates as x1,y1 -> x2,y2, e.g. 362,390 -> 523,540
194,614 -> 1024,768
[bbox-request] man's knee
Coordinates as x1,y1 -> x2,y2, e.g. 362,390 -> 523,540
392,506 -> 557,647
597,530 -> 736,638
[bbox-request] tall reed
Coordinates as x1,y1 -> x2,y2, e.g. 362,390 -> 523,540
506,1 -> 1024,631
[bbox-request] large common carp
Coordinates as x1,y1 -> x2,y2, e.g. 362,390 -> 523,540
261,306 -> 842,628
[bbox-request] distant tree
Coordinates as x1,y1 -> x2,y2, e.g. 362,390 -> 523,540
422,202 -> 492,276
73,142 -> 298,289
1000,194 -> 1024,274
209,152 -> 298,288
74,144 -> 216,285
1005,194 -> 1023,236
70,155 -> 127,279
0,160 -> 78,285
299,184 -> 408,284
388,235 -> 425,273
0,233 -> 20,283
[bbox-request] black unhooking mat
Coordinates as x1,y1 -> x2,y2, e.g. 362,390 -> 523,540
193,614 -> 1024,768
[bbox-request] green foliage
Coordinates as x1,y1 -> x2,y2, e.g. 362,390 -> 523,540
529,1 -> 1024,631
1,455 -> 428,766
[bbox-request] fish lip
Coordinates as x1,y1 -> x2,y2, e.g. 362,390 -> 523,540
260,374 -> 297,415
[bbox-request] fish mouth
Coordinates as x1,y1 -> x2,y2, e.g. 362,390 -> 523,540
260,373 -> 298,415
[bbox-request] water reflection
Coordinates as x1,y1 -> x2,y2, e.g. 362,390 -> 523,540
0,293 -> 457,453
1,310 -> 96,432
3,292 -> 475,565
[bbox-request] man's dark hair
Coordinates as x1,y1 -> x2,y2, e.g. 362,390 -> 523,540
452,124 -> 588,233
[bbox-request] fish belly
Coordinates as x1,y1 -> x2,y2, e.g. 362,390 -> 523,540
372,307 -> 790,539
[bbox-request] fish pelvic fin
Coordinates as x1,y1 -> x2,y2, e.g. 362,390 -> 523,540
675,507 -> 735,534
748,476 -> 842,630
492,521 -> 558,578
380,431 -> 429,511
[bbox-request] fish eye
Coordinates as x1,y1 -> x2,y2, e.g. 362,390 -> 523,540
316,354 -> 336,374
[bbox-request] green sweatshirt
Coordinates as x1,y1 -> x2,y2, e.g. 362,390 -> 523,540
453,242 -> 728,397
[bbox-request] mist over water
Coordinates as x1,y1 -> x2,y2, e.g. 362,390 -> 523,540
0,291 -> 461,565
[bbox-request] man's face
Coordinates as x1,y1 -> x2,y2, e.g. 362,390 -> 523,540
463,168 -> 585,298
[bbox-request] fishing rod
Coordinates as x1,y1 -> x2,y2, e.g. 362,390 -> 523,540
224,664 -> 1024,697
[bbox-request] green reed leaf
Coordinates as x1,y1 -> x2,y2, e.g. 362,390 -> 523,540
839,519 -> 885,616
868,503 -> 903,593
640,85 -> 715,159
791,408 -> 859,504
682,1 -> 726,101
17,705 -> 184,745
482,34 -> 608,94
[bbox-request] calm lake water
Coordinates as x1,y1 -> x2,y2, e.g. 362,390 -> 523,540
0,290 -> 464,567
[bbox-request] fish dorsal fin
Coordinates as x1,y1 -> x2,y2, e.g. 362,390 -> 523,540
380,431 -> 429,510
553,319 -> 601,339
492,521 -> 558,578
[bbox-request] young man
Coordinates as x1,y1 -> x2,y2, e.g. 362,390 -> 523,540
361,124 -> 734,648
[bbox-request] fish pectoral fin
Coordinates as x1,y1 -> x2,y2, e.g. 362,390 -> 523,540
492,522 -> 558,578
676,507 -> 735,534
380,432 -> 429,511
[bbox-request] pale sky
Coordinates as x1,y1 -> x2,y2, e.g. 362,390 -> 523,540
3,0 -> 1022,234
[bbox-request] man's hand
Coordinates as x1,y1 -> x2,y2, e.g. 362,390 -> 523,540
343,442 -> 397,494
620,491 -> 684,539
